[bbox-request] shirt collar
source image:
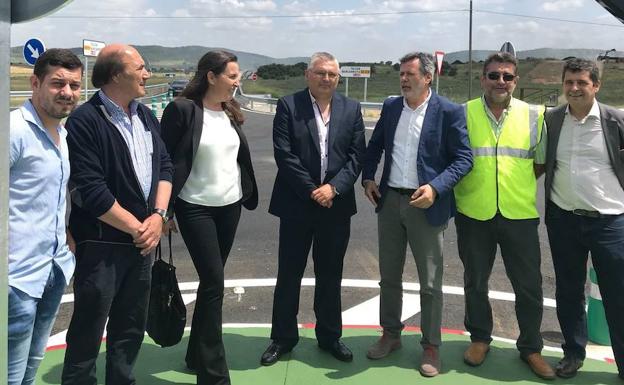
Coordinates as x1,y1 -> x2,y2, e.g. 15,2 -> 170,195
20,99 -> 65,135
308,89 -> 332,106
403,88 -> 431,111
564,98 -> 600,120
99,90 -> 138,116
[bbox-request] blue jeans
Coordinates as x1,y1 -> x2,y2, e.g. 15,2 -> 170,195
546,201 -> 624,375
8,263 -> 66,385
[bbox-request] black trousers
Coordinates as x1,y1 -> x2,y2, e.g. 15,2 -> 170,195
61,242 -> 152,385
546,201 -> 624,375
455,212 -> 544,355
270,213 -> 351,348
175,198 -> 241,385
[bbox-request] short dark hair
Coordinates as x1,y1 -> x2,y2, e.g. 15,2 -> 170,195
33,48 -> 83,81
562,58 -> 600,84
91,49 -> 126,88
483,52 -> 517,75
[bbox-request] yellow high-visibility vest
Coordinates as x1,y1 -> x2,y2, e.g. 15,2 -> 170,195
454,98 -> 544,220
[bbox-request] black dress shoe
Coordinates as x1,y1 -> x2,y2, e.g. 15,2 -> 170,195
319,340 -> 353,362
555,355 -> 583,378
260,342 -> 292,366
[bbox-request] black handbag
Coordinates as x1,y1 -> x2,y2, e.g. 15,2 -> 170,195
146,234 -> 187,347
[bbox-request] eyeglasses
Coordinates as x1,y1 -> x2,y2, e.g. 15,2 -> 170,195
312,71 -> 339,80
486,72 -> 516,82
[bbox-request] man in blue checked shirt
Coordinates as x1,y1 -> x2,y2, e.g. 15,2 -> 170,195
61,44 -> 173,385
8,48 -> 83,385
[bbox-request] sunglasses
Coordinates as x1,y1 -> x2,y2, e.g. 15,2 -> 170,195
486,72 -> 516,82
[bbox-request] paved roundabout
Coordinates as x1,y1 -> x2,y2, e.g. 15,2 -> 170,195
38,110 -> 619,384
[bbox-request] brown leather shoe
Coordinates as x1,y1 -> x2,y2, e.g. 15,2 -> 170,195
366,333 -> 401,360
463,342 -> 490,366
521,352 -> 556,380
419,345 -> 441,377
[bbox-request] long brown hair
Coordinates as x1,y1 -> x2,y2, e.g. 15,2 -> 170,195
181,50 -> 245,124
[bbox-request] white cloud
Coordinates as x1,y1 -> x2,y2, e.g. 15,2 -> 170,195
542,0 -> 584,12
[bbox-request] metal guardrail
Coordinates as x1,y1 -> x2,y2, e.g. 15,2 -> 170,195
10,82 -> 169,99
235,85 -> 383,115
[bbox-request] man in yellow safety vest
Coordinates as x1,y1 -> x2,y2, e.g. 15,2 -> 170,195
454,52 -> 555,380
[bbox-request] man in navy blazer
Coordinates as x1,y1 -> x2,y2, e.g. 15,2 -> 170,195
260,52 -> 366,366
362,52 -> 472,377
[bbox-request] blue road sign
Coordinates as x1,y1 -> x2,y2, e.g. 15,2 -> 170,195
23,38 -> 46,66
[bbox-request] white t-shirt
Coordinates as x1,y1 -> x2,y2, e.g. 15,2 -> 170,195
178,108 -> 242,207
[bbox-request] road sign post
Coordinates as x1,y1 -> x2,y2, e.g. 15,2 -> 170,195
340,66 -> 371,101
434,51 -> 444,94
23,37 -> 45,66
83,39 -> 105,101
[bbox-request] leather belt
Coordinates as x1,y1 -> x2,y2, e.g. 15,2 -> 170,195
389,187 -> 416,196
572,209 -> 606,218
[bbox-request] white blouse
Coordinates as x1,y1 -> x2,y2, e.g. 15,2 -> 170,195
178,108 -> 242,207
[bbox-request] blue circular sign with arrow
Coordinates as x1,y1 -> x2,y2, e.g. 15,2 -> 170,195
23,38 -> 46,66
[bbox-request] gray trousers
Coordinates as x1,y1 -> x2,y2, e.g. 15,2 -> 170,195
377,188 -> 445,346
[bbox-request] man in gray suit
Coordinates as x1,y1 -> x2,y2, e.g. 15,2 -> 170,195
544,58 -> 624,381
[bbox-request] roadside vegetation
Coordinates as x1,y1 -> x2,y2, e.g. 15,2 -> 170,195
242,60 -> 624,107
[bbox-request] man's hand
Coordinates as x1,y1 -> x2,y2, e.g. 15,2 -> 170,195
409,184 -> 437,209
134,214 -> 163,255
363,180 -> 381,207
311,184 -> 335,208
162,217 -> 178,236
66,229 -> 76,255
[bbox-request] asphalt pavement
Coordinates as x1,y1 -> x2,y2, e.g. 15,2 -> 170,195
51,108 -> 568,345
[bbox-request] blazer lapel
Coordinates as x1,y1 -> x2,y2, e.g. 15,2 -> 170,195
420,93 -> 439,143
327,94 -> 343,156
299,90 -> 321,156
385,97 -> 404,152
599,103 -> 621,165
191,100 -> 203,160
549,105 -> 566,159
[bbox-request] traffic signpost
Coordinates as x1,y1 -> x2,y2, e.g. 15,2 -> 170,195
340,66 -> 371,101
434,51 -> 444,94
251,72 -> 258,81
83,39 -> 105,100
23,37 -> 45,66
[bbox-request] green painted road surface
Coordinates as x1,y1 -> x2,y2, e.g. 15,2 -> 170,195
38,328 -> 619,385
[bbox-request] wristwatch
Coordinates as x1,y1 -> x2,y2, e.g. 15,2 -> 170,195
152,208 -> 168,224
331,184 -> 339,196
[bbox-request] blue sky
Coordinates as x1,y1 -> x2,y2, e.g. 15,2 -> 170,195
10,0 -> 624,61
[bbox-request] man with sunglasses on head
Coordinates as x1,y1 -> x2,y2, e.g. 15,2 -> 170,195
260,52 -> 366,366
454,52 -> 554,380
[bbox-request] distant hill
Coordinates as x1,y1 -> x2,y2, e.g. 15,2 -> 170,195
10,45 -> 308,71
444,48 -> 623,63
10,45 -> 623,69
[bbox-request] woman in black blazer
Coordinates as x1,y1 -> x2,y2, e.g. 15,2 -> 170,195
160,50 -> 258,385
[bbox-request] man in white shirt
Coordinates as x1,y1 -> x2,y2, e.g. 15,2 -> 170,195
361,52 -> 472,377
544,57 -> 624,381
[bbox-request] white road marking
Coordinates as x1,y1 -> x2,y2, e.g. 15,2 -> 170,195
52,278 -> 613,363
342,293 -> 421,326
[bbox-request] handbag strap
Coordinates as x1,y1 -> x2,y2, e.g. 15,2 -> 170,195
154,233 -> 173,264
167,232 -> 174,265
155,240 -> 162,262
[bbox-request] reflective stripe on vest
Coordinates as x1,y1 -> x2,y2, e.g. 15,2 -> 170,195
454,98 -> 544,220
